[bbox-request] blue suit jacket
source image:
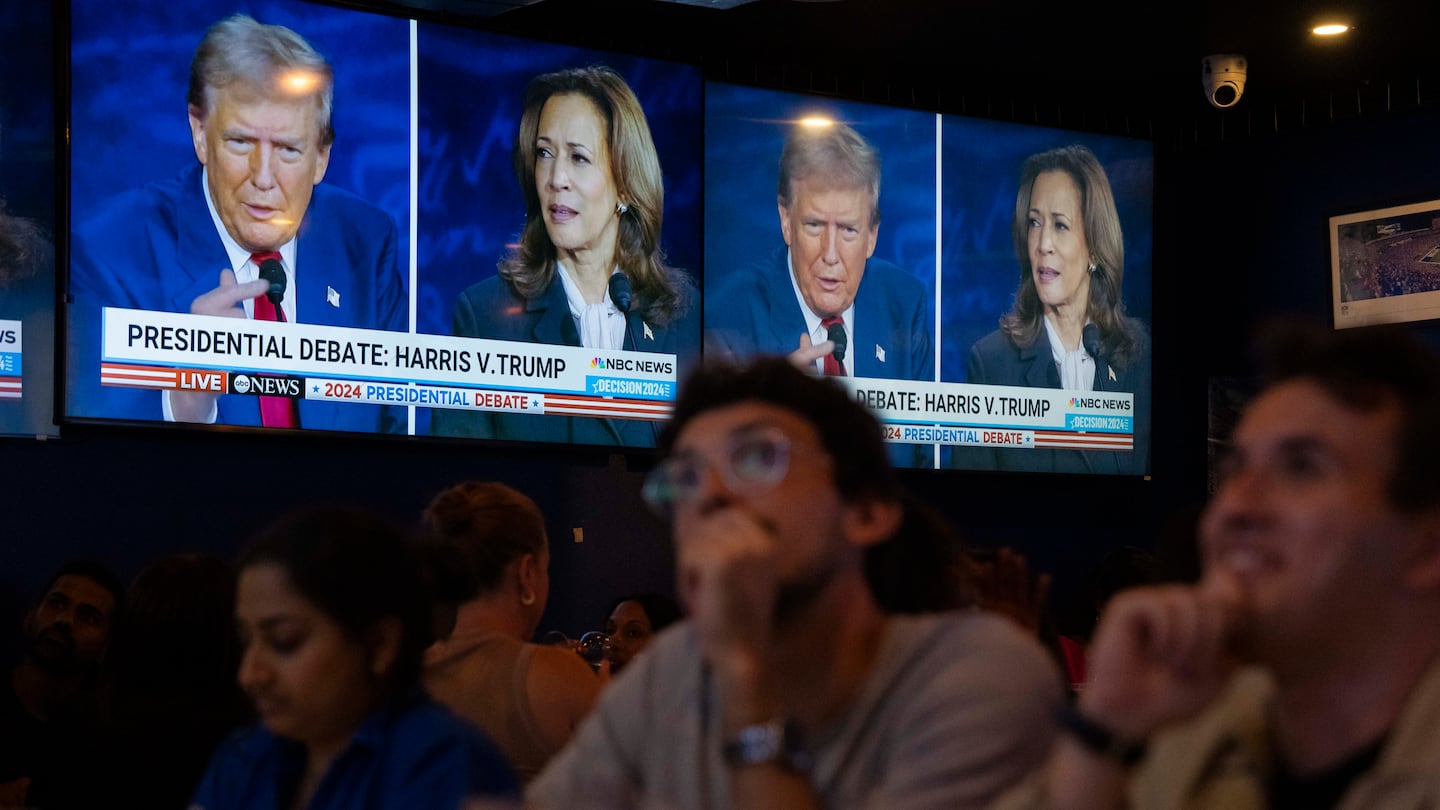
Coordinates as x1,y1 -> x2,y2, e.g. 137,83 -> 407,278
428,271 -> 700,448
956,323 -> 1152,475
705,246 -> 934,382
68,164 -> 407,433
705,246 -> 935,468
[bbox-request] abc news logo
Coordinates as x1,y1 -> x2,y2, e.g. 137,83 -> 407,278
225,373 -> 305,398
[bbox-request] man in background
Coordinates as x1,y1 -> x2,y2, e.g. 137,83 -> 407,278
999,320 -> 1440,808
530,357 -> 1060,809
69,13 -> 405,432
0,561 -> 123,809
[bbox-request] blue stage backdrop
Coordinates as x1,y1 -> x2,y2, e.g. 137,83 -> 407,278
0,1 -> 57,438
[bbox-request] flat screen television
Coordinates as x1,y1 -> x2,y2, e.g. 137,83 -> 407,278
0,2 -> 59,439
64,0 -> 703,449
704,82 -> 1153,475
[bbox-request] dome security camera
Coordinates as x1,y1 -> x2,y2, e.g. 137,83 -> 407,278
1201,54 -> 1247,108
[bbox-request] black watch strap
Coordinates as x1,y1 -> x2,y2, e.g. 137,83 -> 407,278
1054,706 -> 1148,767
722,719 -> 813,772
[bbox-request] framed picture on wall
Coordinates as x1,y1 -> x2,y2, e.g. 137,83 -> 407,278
1330,199 -> 1440,328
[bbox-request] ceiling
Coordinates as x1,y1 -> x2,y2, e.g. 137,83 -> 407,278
371,0 -> 1440,126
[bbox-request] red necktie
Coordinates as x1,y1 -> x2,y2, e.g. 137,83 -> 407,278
821,315 -> 847,376
249,251 -> 298,429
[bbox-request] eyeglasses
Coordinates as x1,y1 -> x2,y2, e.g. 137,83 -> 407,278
642,424 -> 806,518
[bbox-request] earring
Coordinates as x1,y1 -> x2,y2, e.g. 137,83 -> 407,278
520,591 -> 536,606
616,202 -> 629,215
1088,262 -> 1098,273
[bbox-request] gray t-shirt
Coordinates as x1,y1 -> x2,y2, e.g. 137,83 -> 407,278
529,611 -> 1063,810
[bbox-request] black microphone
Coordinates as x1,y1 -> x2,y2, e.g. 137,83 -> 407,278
827,321 -> 848,363
608,273 -> 633,313
1081,323 -> 1102,361
258,258 -> 286,307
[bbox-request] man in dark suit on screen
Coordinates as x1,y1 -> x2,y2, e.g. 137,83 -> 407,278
68,13 -> 405,433
705,122 -> 934,465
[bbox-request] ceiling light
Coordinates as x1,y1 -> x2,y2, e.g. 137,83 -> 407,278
1312,23 -> 1351,36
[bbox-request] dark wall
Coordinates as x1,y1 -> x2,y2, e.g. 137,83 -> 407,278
1172,109 -> 1440,367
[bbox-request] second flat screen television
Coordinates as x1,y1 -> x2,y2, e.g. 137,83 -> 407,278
704,83 -> 1154,475
65,0 -> 703,449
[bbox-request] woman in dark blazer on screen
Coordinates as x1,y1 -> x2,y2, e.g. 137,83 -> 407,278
961,145 -> 1150,475
430,66 -> 698,448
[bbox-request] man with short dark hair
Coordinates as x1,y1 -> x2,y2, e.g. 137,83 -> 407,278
69,13 -> 405,432
999,320 -> 1440,809
704,123 -> 934,466
529,357 -> 1061,810
0,561 -> 123,809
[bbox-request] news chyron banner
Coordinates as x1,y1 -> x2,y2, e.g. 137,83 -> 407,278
841,376 -> 1134,452
0,320 -> 20,400
97,309 -> 677,423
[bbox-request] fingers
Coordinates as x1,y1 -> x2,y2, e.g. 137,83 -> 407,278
1032,571 -> 1053,617
1197,568 -> 1252,661
677,507 -> 780,657
996,547 -> 1029,604
789,333 -> 835,367
1114,586 -> 1232,677
971,547 -> 1050,631
192,268 -> 268,317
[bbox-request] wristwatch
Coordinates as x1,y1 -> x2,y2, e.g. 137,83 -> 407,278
1054,706 -> 1148,767
722,719 -> 813,772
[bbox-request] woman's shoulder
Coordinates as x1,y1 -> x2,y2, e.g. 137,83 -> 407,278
970,327 -> 1019,357
456,273 -> 526,309
1119,313 -> 1151,339
1112,313 -> 1152,358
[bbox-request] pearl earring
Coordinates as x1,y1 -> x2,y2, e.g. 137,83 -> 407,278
617,202 -> 629,215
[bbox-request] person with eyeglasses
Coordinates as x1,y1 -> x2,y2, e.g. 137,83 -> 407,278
527,357 -> 1063,810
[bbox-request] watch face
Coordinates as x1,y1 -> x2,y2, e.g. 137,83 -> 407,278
722,719 -> 811,771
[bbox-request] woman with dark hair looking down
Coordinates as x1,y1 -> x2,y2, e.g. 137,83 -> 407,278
189,506 -> 517,810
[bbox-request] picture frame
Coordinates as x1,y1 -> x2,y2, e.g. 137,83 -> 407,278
1331,199 -> 1440,329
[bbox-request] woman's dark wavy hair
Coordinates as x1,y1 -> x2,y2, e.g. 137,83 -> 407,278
499,65 -> 690,327
239,506 -> 432,697
1000,144 -> 1142,368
